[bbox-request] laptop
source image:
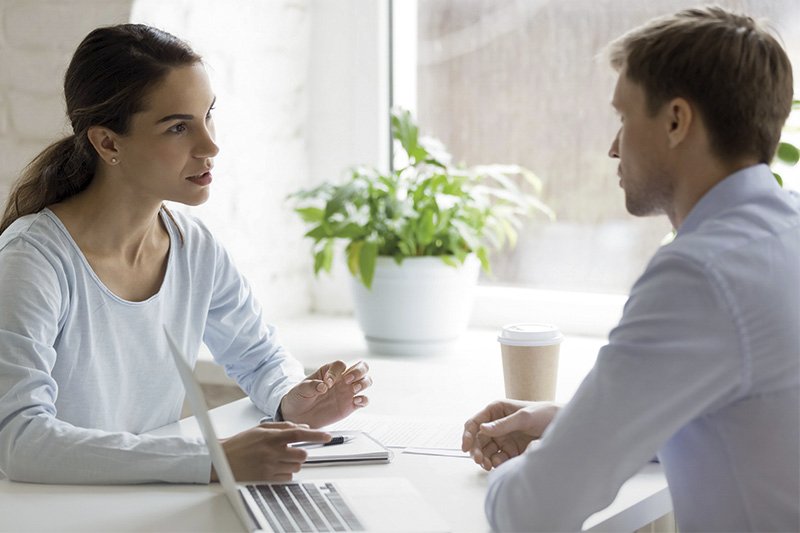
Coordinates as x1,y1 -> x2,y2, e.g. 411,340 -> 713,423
164,328 -> 449,533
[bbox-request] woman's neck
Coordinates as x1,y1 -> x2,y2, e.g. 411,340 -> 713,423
49,178 -> 168,267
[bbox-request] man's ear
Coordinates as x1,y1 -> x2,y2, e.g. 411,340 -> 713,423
86,126 -> 121,166
666,97 -> 692,149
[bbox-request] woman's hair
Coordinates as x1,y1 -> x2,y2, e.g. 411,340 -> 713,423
607,6 -> 793,165
0,24 -> 201,234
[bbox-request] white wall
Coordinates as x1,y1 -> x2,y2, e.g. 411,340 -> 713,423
0,0 -> 133,202
306,0 -> 390,314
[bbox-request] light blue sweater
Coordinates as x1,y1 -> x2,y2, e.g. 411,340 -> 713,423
0,208 -> 305,484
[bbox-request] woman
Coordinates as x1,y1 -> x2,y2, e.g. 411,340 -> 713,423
0,24 -> 371,484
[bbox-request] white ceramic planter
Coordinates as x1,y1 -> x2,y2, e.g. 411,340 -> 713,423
350,254 -> 481,356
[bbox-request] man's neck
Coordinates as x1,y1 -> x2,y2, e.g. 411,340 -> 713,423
668,156 -> 759,229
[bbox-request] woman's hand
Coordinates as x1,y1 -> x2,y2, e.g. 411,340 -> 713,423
279,360 -> 372,428
211,422 -> 331,482
462,400 -> 560,471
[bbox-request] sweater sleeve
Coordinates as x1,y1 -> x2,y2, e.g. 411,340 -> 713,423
201,237 -> 305,420
0,238 -> 212,484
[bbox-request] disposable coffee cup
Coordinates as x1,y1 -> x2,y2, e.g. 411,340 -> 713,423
497,323 -> 563,401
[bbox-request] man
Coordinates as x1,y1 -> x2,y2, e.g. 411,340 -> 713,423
462,6 -> 799,532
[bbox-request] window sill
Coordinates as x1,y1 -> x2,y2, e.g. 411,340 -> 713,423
471,285 -> 626,337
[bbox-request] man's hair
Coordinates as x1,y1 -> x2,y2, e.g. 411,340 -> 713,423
607,6 -> 793,164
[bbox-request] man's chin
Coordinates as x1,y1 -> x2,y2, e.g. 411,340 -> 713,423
625,197 -> 664,217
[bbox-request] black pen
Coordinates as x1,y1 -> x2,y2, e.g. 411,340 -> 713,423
291,435 -> 355,448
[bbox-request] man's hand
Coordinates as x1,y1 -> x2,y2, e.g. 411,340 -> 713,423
211,422 -> 331,482
462,400 -> 560,471
279,360 -> 372,428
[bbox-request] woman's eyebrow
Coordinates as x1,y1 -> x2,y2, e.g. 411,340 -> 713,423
155,97 -> 216,125
156,113 -> 193,124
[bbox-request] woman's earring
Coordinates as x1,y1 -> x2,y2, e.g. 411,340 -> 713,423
110,157 -> 118,165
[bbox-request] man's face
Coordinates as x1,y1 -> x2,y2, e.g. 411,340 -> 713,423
608,72 -> 673,217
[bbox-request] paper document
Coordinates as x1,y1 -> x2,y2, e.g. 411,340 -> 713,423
325,413 -> 468,454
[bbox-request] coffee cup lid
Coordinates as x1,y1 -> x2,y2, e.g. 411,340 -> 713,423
497,323 -> 563,347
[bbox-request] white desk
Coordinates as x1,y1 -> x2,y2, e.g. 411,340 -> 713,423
0,316 -> 672,532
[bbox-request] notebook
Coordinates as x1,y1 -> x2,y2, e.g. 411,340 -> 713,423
299,430 -> 392,466
164,328 -> 448,533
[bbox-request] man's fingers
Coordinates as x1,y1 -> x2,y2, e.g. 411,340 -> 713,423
491,450 -> 510,467
479,409 -> 528,437
480,440 -> 500,459
461,429 -> 474,452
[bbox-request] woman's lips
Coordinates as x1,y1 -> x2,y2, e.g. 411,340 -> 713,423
187,171 -> 213,186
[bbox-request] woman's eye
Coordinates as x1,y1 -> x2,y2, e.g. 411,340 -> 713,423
169,123 -> 188,134
206,106 -> 215,120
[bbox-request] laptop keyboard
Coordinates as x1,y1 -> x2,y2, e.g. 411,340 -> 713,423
247,482 -> 365,532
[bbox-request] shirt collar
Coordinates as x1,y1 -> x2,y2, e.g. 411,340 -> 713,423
677,163 -> 779,236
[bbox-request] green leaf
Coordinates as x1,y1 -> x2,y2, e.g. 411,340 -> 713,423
335,222 -> 366,239
500,218 -> 518,248
321,240 -> 334,272
313,240 -> 334,275
773,172 -> 784,187
476,247 -> 491,273
304,225 -> 329,241
294,207 -> 325,223
359,240 -> 379,289
416,210 -> 436,246
391,108 -> 428,163
441,256 -> 459,267
346,241 -> 363,276
776,142 -> 800,166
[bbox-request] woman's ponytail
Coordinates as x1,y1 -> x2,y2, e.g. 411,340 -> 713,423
0,134 -> 95,234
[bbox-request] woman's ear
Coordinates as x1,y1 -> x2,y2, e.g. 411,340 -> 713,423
86,126 -> 121,166
666,97 -> 693,149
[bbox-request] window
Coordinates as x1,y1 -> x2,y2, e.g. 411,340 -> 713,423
392,0 -> 800,298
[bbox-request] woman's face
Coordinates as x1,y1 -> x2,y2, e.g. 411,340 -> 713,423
114,63 -> 218,207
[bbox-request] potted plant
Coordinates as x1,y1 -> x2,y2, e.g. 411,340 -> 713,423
772,98 -> 800,185
289,108 -> 554,355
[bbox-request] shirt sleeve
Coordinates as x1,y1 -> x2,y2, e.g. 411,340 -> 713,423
0,238 -> 212,484
485,251 -> 745,531
202,238 -> 305,420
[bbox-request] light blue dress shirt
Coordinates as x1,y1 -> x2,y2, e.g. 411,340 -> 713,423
486,164 -> 800,532
0,208 -> 305,484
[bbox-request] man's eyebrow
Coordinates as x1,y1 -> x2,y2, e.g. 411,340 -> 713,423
155,97 -> 217,125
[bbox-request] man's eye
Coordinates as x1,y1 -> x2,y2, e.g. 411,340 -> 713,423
169,123 -> 187,134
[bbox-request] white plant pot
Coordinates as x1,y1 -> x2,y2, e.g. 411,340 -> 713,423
350,254 -> 481,356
